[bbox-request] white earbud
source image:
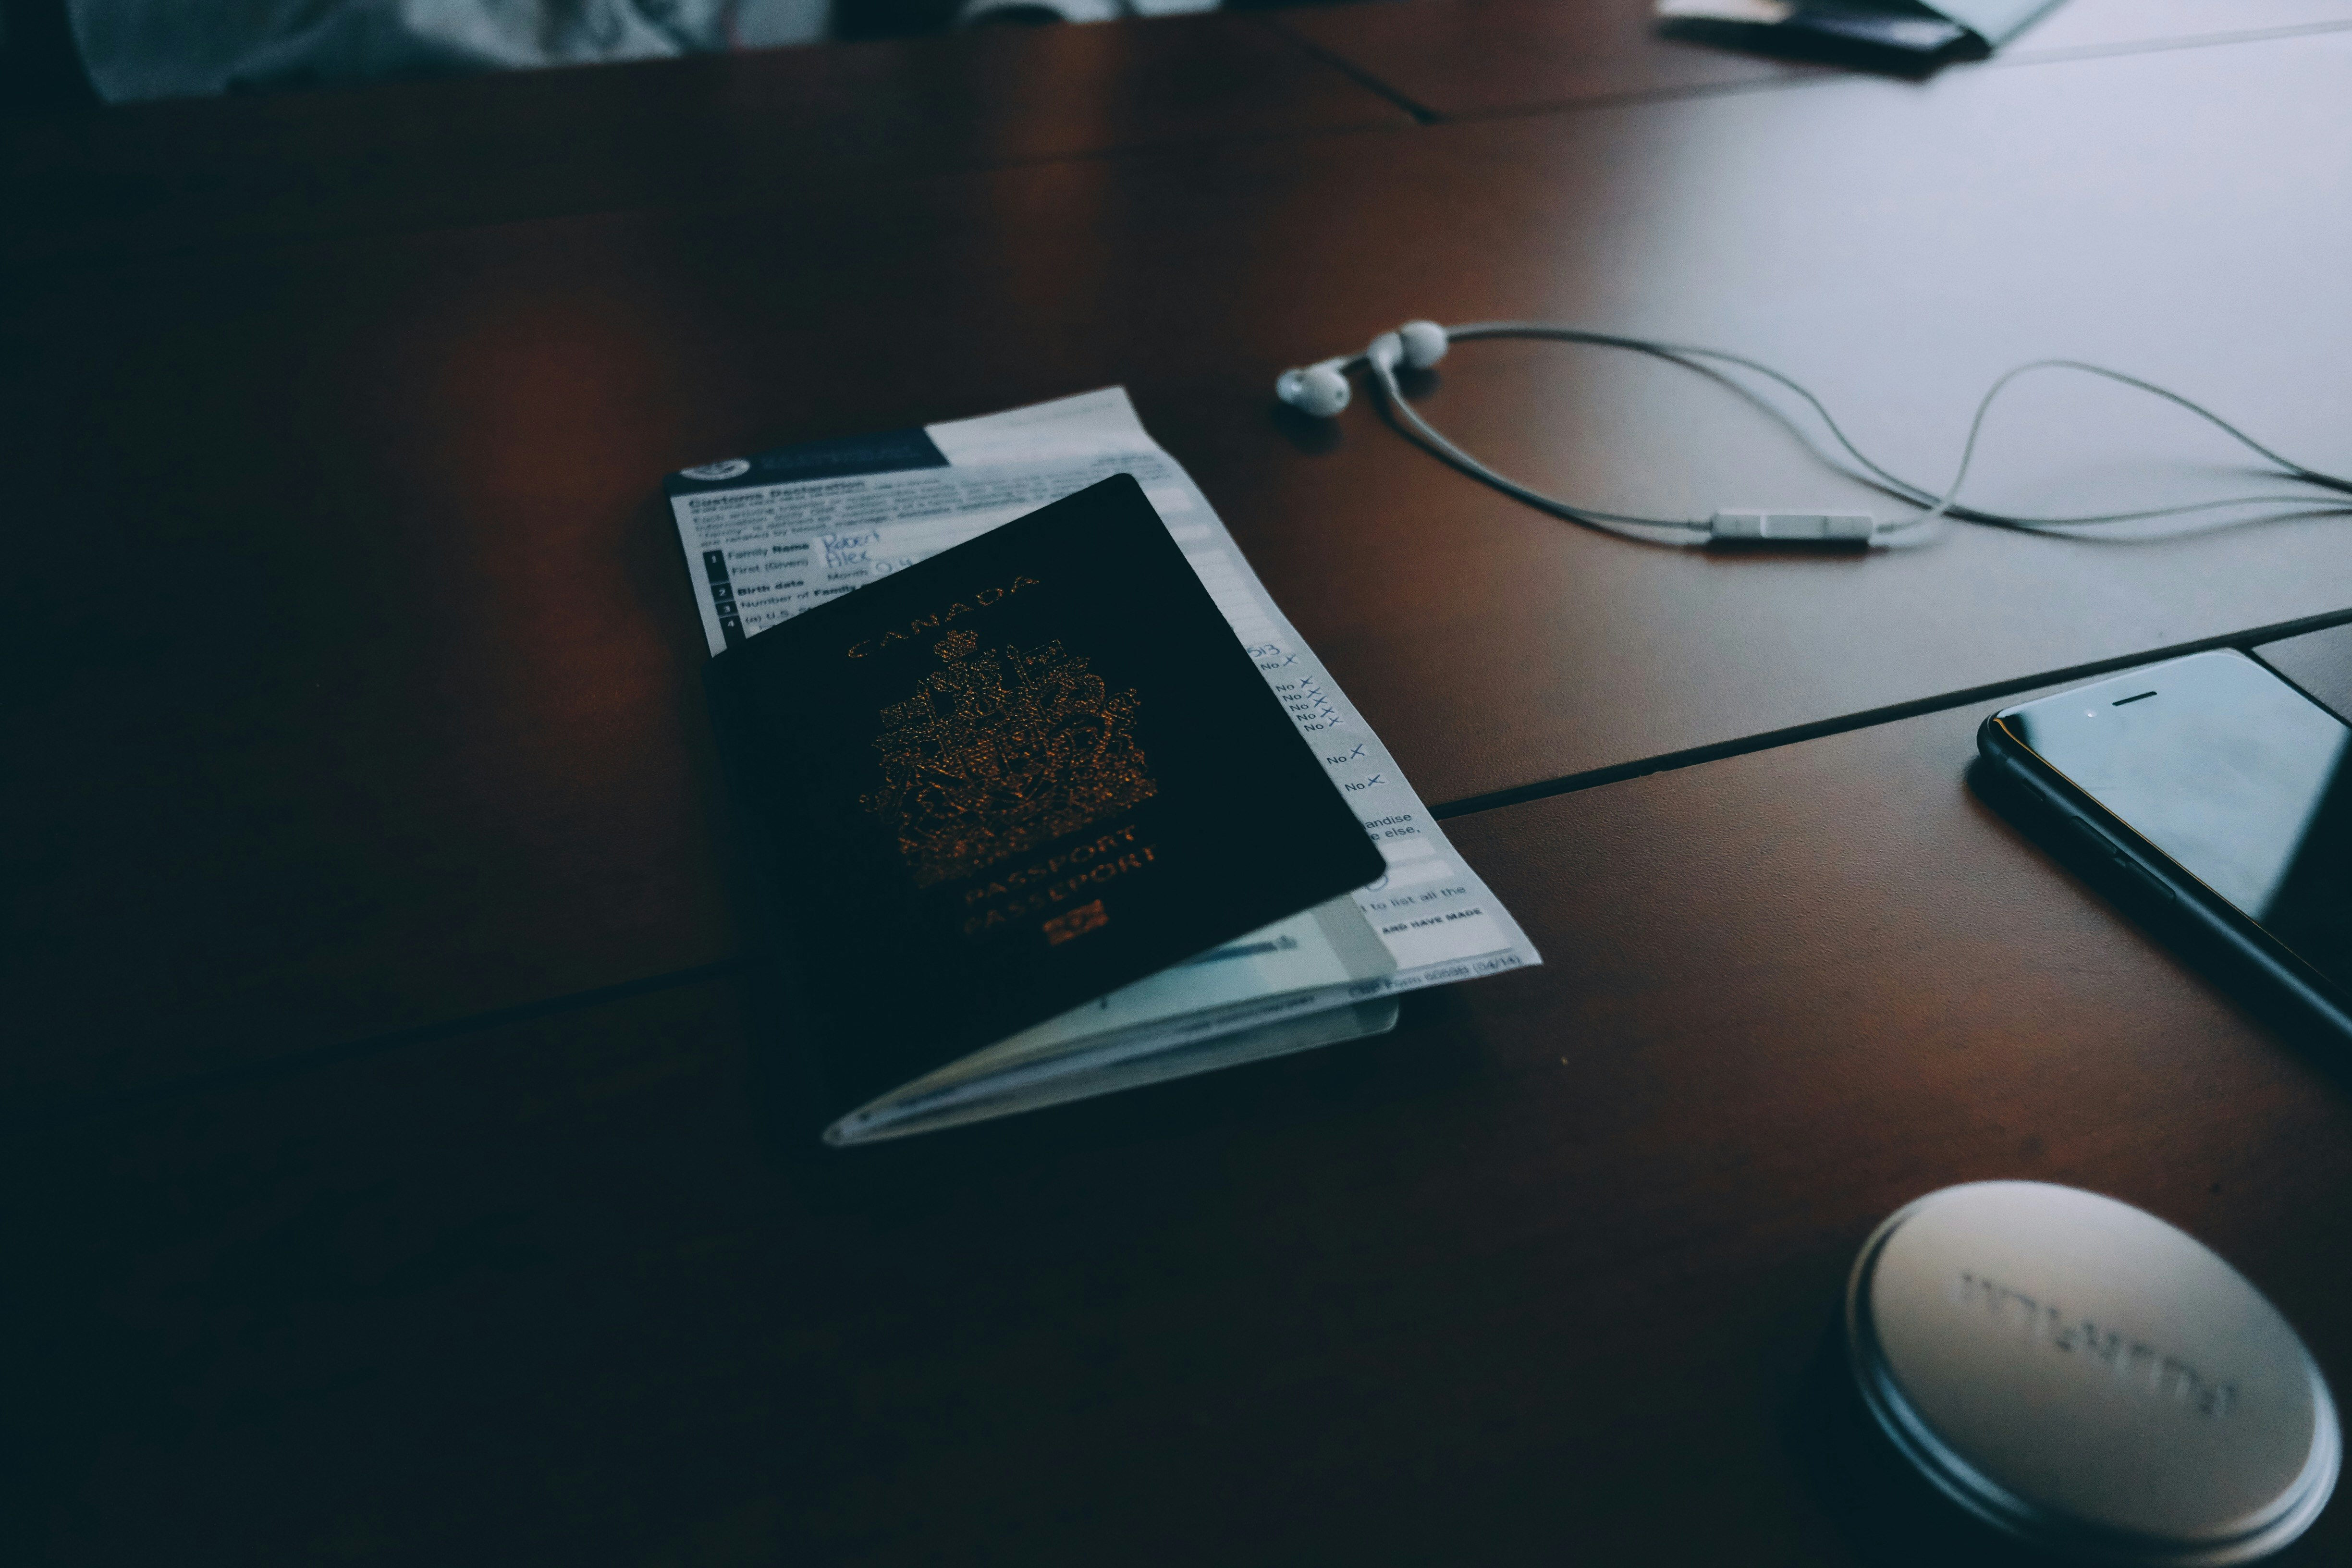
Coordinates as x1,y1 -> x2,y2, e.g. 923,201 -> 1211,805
1275,358 -> 1351,418
1397,319 -> 1449,370
1278,322 -> 1449,418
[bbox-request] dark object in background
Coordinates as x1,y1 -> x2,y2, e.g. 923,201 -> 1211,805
832,0 -> 963,39
0,0 -> 99,113
1659,0 -> 2068,74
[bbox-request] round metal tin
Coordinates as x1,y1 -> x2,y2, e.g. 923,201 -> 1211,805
1846,1182 -> 2338,1564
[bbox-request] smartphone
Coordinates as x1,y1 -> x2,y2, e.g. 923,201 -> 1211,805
1977,649 -> 2352,1045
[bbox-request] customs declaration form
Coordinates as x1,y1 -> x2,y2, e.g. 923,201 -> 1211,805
666,388 -> 1539,1007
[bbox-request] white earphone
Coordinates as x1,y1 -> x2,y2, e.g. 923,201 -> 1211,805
1274,318 -> 2352,547
1273,359 -> 1351,418
1275,320 -> 1451,417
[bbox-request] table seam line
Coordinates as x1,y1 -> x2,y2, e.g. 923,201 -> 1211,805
23,610 -> 2352,1132
1342,16 -> 2352,131
1429,603 -> 2352,821
1995,18 -> 2352,71
1249,13 -> 1444,123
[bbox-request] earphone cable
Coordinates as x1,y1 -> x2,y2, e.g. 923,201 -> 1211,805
1348,323 -> 2352,542
1363,351 -> 1706,542
1892,357 -> 2352,534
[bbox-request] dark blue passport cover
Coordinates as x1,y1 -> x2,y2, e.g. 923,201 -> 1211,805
704,473 -> 1384,1115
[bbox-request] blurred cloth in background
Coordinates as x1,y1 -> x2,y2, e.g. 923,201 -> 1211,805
66,0 -> 831,100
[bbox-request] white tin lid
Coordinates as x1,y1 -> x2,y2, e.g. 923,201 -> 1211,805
1846,1182 -> 2338,1564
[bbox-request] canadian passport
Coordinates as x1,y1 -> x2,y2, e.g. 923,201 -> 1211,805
704,474 -> 1386,1126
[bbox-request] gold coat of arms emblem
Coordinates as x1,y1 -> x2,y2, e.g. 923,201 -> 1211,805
861,629 -> 1158,887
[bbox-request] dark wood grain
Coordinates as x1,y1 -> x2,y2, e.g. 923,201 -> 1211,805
10,30 -> 2352,1106
11,684 -> 2349,1565
2258,622 -> 2352,724
0,15 -> 1407,264
1269,0 -> 2352,121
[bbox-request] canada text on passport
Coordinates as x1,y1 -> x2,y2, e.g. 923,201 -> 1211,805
844,575 -> 1041,659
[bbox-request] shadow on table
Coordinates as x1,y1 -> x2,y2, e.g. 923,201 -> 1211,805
744,969 -> 1493,1211
1786,1311 -> 2086,1567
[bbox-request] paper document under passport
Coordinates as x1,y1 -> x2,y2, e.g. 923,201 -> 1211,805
668,389 -> 1539,1134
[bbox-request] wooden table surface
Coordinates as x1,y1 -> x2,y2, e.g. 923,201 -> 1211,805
10,26 -> 2351,1108
7,14 -> 2352,1565
12,676 -> 2351,1566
